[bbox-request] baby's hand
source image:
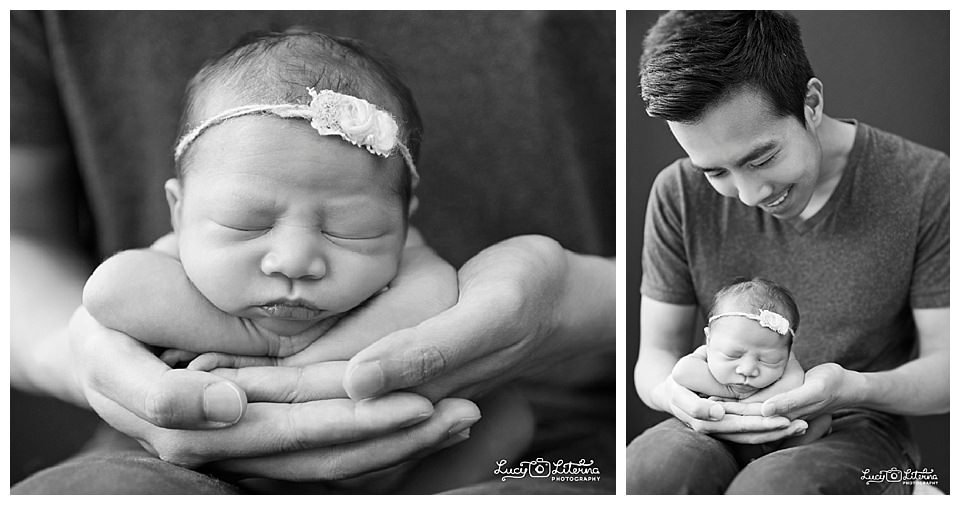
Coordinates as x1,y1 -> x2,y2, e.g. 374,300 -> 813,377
187,352 -> 276,371
160,349 -> 200,368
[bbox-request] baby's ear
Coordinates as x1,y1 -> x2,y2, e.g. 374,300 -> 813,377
164,178 -> 184,234
703,326 -> 711,342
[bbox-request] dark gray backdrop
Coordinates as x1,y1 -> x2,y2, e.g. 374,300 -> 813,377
626,10 -> 950,493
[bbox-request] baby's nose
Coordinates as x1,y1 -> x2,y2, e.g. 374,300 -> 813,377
735,360 -> 760,377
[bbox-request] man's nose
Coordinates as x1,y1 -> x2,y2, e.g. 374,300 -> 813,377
734,174 -> 773,207
260,228 -> 327,280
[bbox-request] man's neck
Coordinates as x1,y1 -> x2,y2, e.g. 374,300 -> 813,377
799,115 -> 857,220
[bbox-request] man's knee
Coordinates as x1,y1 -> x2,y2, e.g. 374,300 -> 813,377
627,419 -> 738,494
12,451 -> 239,494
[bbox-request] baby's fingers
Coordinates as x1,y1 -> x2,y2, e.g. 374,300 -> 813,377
718,401 -> 763,416
188,352 -> 277,371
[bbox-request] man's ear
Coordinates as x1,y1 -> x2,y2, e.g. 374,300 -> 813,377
408,195 -> 420,218
804,77 -> 824,129
164,178 -> 184,234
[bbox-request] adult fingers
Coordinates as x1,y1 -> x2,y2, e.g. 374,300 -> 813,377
668,379 -> 724,421
713,420 -> 808,444
342,293 -> 516,400
172,393 -> 435,460
760,389 -> 821,419
208,362 -> 350,402
209,398 -> 481,481
84,390 -> 441,469
70,308 -> 247,429
689,413 -> 792,436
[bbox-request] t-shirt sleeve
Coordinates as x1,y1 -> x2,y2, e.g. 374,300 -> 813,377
911,154 -> 950,308
11,11 -> 72,147
640,164 -> 697,305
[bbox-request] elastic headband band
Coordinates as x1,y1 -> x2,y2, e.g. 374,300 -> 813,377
174,88 -> 419,187
707,309 -> 795,337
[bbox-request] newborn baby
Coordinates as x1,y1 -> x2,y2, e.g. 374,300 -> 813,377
672,278 -> 831,459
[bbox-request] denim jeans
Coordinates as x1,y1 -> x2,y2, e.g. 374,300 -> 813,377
14,420 -> 615,494
626,410 -> 920,494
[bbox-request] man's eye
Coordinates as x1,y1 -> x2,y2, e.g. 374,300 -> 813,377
703,169 -> 727,178
750,152 -> 778,168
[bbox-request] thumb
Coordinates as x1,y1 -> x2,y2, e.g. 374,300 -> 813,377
75,309 -> 248,429
342,300 -> 511,400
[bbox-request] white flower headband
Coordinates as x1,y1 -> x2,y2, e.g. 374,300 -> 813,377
174,88 -> 419,186
707,309 -> 795,337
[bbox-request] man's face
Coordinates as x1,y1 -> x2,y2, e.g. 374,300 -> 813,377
168,116 -> 407,337
668,88 -> 823,220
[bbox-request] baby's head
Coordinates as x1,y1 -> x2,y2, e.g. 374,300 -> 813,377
165,29 -> 422,336
703,278 -> 799,394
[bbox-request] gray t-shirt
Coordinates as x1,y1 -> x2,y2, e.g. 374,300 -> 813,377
641,121 -> 949,372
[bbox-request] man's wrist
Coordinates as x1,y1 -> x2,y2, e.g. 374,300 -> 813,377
839,366 -> 868,410
556,250 -> 615,352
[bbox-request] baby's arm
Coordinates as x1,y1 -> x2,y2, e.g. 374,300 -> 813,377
82,235 -> 322,358
672,345 -> 742,399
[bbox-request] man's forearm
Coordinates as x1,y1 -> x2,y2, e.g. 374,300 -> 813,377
858,354 -> 949,415
11,235 -> 90,407
634,348 -> 676,412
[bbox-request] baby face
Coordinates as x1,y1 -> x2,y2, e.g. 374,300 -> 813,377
705,314 -> 790,394
167,116 -> 407,336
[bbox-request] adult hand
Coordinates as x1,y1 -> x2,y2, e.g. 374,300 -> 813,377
759,362 -> 865,420
653,374 -> 805,444
338,235 -> 614,402
68,307 -> 479,479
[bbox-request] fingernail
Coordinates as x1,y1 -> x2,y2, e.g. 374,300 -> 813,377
709,404 -> 724,420
399,411 -> 433,429
447,416 -> 481,436
437,428 -> 471,450
345,361 -> 384,399
203,382 -> 243,424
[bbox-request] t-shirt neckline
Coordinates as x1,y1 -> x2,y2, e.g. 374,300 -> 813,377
781,119 -> 864,234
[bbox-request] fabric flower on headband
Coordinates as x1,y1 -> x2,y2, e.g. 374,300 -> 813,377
707,309 -> 795,337
173,87 -> 418,185
306,88 -> 399,156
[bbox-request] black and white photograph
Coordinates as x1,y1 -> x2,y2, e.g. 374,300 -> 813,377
10,11 -> 615,494
626,11 -> 949,494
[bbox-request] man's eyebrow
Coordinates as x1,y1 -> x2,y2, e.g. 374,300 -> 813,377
689,140 -> 779,172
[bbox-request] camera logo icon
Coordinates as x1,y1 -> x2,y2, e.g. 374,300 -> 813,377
526,458 -> 552,478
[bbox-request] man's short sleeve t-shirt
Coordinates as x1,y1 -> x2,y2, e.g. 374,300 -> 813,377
641,121 -> 949,372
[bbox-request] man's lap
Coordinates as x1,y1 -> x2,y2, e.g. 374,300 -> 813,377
627,410 -> 919,494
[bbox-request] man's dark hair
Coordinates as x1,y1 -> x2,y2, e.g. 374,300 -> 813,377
177,28 -> 421,204
639,11 -> 815,125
